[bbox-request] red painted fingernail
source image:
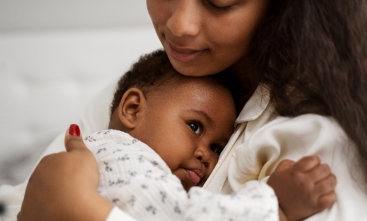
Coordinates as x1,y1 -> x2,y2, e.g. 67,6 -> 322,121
69,124 -> 80,136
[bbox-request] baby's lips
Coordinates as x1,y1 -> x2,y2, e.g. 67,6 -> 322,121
187,170 -> 203,185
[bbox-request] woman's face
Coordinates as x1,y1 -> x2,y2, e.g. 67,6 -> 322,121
147,0 -> 269,76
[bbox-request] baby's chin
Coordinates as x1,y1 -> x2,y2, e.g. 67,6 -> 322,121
197,179 -> 206,188
180,180 -> 192,192
180,178 -> 206,192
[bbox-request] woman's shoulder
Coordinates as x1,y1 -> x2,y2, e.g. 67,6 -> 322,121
237,85 -> 348,143
249,110 -> 350,147
266,113 -> 345,135
238,112 -> 353,164
233,90 -> 352,162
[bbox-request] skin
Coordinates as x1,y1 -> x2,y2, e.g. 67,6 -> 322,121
110,73 -> 236,191
147,0 -> 269,77
18,129 -> 114,221
269,156 -> 337,221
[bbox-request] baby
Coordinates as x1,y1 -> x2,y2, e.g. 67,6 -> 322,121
84,50 -> 335,221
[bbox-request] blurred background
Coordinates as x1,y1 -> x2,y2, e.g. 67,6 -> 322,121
0,0 -> 162,185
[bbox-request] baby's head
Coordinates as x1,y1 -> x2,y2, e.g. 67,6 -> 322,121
109,50 -> 238,191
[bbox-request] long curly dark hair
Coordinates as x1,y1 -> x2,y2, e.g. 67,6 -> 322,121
250,0 -> 367,187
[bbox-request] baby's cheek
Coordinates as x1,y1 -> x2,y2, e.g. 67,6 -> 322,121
208,155 -> 219,173
198,156 -> 218,183
172,169 -> 191,192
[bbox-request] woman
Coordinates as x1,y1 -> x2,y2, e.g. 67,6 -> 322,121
16,0 -> 367,220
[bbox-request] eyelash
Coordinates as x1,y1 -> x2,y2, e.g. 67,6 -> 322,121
187,121 -> 223,155
210,144 -> 223,155
207,1 -> 233,12
188,121 -> 203,135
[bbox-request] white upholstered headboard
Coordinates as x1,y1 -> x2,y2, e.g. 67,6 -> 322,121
0,16 -> 162,184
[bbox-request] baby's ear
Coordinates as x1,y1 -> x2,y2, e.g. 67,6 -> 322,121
118,88 -> 146,129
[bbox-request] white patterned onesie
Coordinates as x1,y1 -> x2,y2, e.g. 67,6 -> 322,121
85,130 -> 279,221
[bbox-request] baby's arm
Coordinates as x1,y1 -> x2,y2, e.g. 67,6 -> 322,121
185,181 -> 278,221
91,130 -> 279,221
104,172 -> 279,221
267,155 -> 337,221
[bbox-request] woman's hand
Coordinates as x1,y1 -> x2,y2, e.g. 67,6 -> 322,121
17,124 -> 113,221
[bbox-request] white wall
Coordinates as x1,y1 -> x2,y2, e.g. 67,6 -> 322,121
0,1 -> 162,185
0,0 -> 152,32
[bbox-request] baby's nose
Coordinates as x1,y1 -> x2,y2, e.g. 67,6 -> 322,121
195,146 -> 211,167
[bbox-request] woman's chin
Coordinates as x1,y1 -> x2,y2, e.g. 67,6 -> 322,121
169,59 -> 218,77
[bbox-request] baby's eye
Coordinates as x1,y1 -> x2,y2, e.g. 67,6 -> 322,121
210,144 -> 223,155
188,122 -> 202,135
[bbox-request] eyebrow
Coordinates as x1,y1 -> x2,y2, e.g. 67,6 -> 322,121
188,109 -> 215,128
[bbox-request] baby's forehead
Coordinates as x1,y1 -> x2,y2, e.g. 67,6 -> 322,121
144,73 -> 234,108
152,72 -> 227,92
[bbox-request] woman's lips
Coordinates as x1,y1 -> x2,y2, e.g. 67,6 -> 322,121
187,170 -> 203,185
167,43 -> 205,63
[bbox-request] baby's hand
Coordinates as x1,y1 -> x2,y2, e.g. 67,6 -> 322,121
267,155 -> 337,221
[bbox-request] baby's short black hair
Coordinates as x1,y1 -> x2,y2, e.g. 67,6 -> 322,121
110,50 -> 242,117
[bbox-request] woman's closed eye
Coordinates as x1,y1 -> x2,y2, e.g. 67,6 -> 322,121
188,122 -> 203,135
205,0 -> 233,12
210,144 -> 223,155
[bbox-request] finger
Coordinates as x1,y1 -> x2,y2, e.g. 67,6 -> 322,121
314,174 -> 337,195
318,191 -> 337,209
17,211 -> 22,221
293,155 -> 321,172
67,124 -> 82,137
306,164 -> 332,182
274,159 -> 295,172
64,124 -> 86,152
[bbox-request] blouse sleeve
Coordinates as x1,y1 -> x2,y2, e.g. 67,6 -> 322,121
185,181 -> 278,221
105,181 -> 278,221
228,114 -> 367,220
106,207 -> 137,221
104,173 -> 278,221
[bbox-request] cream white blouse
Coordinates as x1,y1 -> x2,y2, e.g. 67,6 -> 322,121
205,86 -> 367,220
1,81 -> 366,221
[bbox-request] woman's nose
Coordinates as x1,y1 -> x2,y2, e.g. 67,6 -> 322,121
195,144 -> 211,167
167,0 -> 201,37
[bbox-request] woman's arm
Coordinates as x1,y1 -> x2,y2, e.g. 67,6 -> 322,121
18,125 -> 114,221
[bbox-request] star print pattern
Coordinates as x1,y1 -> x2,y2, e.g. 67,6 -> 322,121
85,129 -> 279,221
